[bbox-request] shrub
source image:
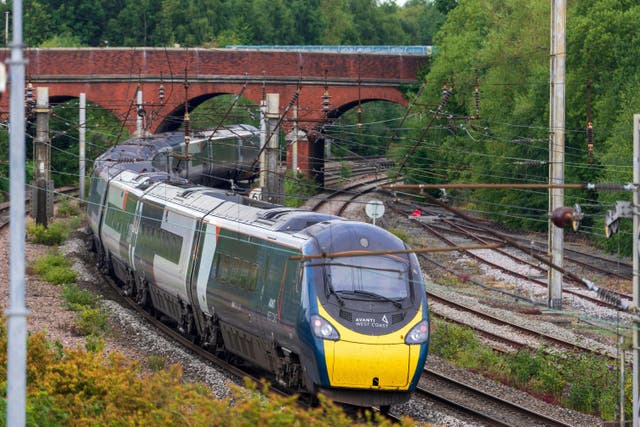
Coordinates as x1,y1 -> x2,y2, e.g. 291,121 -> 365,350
62,283 -> 98,310
430,319 -> 478,360
0,325 -> 415,426
340,161 -> 352,180
147,355 -> 167,373
56,197 -> 79,217
389,227 -> 410,243
27,221 -> 70,245
76,307 -> 108,337
31,252 -> 77,285
284,170 -> 318,208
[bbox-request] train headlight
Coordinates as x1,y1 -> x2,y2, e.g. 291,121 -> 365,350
405,320 -> 429,344
311,315 -> 340,341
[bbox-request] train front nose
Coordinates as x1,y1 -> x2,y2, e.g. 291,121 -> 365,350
323,340 -> 419,389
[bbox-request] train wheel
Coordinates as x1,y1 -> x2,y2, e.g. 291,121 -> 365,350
134,275 -> 150,308
379,405 -> 390,415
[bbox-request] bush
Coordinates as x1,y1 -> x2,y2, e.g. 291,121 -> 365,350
0,325 -> 415,426
430,320 -> 478,360
31,252 -> 77,285
76,307 -> 109,337
56,197 -> 79,217
62,283 -> 98,310
389,227 -> 410,243
284,171 -> 318,208
147,355 -> 167,373
27,221 -> 70,245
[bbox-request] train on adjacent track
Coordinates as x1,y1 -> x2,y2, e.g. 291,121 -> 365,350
87,125 -> 430,409
94,124 -> 261,188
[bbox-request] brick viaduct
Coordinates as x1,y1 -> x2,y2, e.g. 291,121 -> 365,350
0,47 -> 428,174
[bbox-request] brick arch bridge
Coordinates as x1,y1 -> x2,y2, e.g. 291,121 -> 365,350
1,47 -> 427,175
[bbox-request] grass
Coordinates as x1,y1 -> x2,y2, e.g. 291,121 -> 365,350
430,318 -> 629,420
26,221 -> 71,245
31,252 -> 78,285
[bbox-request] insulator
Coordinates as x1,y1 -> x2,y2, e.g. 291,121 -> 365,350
322,89 -> 331,112
158,84 -> 165,103
596,183 -> 627,192
25,82 -> 34,107
438,85 -> 451,111
473,84 -> 480,116
596,288 -> 628,311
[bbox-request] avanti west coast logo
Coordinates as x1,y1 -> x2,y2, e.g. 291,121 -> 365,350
355,314 -> 390,328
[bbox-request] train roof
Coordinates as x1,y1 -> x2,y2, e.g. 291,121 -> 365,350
143,182 -> 339,233
95,125 -> 258,166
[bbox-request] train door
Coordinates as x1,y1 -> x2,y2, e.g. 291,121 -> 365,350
255,244 -> 302,348
207,229 -> 262,358
128,198 -> 144,271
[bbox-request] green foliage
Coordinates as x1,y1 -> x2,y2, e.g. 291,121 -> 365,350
388,227 -> 410,244
31,252 -> 77,285
22,0 -> 444,48
77,307 -> 109,337
405,0 -> 640,255
284,171 -> 319,208
326,101 -> 406,158
340,162 -> 352,180
431,319 -> 630,419
55,197 -> 80,218
84,335 -> 105,353
430,319 -> 478,360
0,324 -> 416,426
27,221 -> 71,246
186,94 -> 259,129
147,355 -> 167,373
61,283 -> 98,310
61,283 -> 108,338
43,99 -> 125,187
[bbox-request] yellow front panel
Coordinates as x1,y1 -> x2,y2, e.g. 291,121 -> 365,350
319,301 -> 424,390
327,341 -> 414,388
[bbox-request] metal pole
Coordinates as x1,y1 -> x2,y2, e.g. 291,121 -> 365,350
6,0 -> 27,423
292,105 -> 298,173
265,93 -> 281,204
632,113 -> 640,427
259,99 -> 266,189
136,89 -> 143,137
32,87 -> 51,226
79,93 -> 86,203
548,0 -> 566,309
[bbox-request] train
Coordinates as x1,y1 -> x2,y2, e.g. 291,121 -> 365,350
93,124 -> 261,188
87,125 -> 430,410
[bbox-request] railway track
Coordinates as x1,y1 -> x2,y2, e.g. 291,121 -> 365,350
307,174 -> 395,214
399,198 -> 633,284
0,186 -> 79,229
388,201 -> 631,312
428,291 -> 621,361
417,368 -> 572,426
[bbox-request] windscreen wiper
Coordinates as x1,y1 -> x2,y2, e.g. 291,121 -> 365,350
336,290 -> 402,309
324,270 -> 344,306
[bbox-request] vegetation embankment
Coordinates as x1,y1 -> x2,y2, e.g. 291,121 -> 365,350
430,315 -> 628,420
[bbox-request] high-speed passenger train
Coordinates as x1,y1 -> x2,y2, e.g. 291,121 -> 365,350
87,128 -> 430,409
94,124 -> 260,188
